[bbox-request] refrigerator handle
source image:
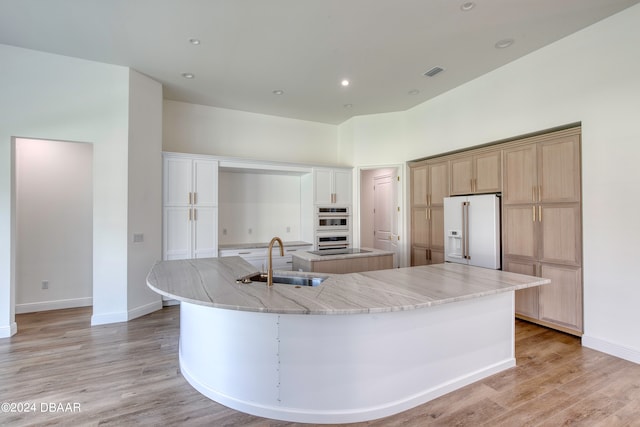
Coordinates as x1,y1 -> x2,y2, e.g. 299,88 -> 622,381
462,201 -> 470,260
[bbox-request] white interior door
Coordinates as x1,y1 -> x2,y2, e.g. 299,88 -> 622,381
373,173 -> 399,266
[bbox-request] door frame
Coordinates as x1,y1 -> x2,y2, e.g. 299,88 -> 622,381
355,163 -> 407,268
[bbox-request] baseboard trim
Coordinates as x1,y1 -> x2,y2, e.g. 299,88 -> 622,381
91,299 -> 162,326
0,322 -> 18,338
15,297 -> 93,314
128,300 -> 162,321
582,334 -> 640,364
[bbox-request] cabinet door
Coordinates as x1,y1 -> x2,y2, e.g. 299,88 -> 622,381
163,157 -> 192,206
429,249 -> 445,265
428,161 -> 449,206
503,144 -> 537,205
411,207 -> 429,247
411,165 -> 428,206
450,157 -> 473,195
503,205 -> 537,260
193,160 -> 218,207
314,169 -> 333,205
539,264 -> 582,332
474,151 -> 501,193
192,207 -> 218,258
504,258 -> 539,319
411,247 -> 429,266
163,207 -> 192,260
538,135 -> 581,203
333,169 -> 352,205
429,207 -> 445,250
539,204 -> 581,266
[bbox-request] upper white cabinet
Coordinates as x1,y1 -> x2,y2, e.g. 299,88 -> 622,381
314,168 -> 352,205
163,154 -> 218,260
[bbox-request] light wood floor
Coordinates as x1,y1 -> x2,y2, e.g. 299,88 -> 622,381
1,307 -> 639,426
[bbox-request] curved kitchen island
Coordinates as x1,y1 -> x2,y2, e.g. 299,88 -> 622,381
147,257 -> 548,424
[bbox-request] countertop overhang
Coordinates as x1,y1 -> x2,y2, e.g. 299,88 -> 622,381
146,257 -> 549,315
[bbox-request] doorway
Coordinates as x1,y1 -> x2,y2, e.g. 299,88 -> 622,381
359,167 -> 401,268
14,138 -> 93,314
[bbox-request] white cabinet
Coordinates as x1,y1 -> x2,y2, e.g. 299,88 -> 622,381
163,154 -> 218,260
314,168 -> 352,205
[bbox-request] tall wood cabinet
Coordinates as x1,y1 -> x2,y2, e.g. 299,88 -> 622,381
502,129 -> 582,335
409,126 -> 583,336
163,154 -> 218,260
410,159 -> 448,265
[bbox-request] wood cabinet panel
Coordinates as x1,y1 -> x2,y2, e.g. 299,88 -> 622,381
412,247 -> 429,266
503,144 -> 537,205
503,205 -> 537,259
412,165 -> 428,206
429,161 -> 449,206
504,258 -> 539,319
429,249 -> 445,265
474,151 -> 501,193
411,207 -> 429,247
450,157 -> 473,195
538,135 -> 581,203
539,204 -> 581,266
539,265 -> 582,332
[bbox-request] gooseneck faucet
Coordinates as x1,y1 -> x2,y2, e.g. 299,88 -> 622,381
267,237 -> 284,287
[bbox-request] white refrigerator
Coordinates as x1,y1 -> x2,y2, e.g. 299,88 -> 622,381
443,194 -> 501,270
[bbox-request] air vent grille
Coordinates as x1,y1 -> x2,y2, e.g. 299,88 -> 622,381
423,66 -> 444,77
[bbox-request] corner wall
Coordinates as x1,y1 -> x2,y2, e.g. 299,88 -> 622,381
339,4 -> 640,363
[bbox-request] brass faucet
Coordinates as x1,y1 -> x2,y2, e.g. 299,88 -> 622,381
267,237 -> 284,287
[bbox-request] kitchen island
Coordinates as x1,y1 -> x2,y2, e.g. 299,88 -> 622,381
291,247 -> 394,273
147,258 -> 549,423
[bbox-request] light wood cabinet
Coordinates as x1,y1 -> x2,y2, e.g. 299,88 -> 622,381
409,126 -> 583,335
163,154 -> 218,260
502,129 -> 582,335
410,160 -> 448,266
450,150 -> 501,195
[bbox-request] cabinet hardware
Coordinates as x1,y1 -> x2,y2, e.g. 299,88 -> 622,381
532,206 -> 536,222
194,208 -> 198,221
189,192 -> 193,205
428,208 -> 431,220
188,208 -> 192,221
194,192 -> 198,205
239,252 -> 251,255
538,206 -> 542,222
538,186 -> 541,202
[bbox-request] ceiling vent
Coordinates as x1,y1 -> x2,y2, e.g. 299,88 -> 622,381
423,66 -> 444,77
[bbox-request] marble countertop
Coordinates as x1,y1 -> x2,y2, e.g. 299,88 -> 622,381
291,247 -> 394,262
219,241 -> 312,250
147,257 -> 550,315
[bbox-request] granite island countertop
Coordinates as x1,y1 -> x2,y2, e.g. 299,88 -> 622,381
147,257 -> 550,315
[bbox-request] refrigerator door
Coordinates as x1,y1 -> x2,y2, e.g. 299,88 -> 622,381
466,195 -> 501,269
443,196 -> 467,265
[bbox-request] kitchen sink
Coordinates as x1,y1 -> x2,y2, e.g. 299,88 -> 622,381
236,272 -> 327,287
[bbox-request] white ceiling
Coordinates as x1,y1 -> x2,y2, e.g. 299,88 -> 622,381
1,0 -> 638,124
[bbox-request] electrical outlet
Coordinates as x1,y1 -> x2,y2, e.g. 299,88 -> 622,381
286,226 -> 291,233
42,280 -> 49,290
223,228 -> 227,235
133,233 -> 144,243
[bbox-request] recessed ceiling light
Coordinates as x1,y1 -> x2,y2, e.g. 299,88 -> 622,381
189,38 -> 201,45
460,2 -> 475,11
181,72 -> 195,79
408,89 -> 420,95
341,79 -> 350,87
495,38 -> 515,49
272,89 -> 284,95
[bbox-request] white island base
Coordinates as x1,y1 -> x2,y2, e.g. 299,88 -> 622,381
179,291 -> 515,424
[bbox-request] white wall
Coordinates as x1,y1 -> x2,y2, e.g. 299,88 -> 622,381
126,69 -> 163,318
218,171 -> 302,244
339,5 -> 640,363
163,100 -> 341,165
15,138 -> 93,313
0,44 -> 163,336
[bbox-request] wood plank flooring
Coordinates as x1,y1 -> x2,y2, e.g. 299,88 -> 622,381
1,306 -> 638,426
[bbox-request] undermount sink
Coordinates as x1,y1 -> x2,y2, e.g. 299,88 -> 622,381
236,272 -> 326,287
